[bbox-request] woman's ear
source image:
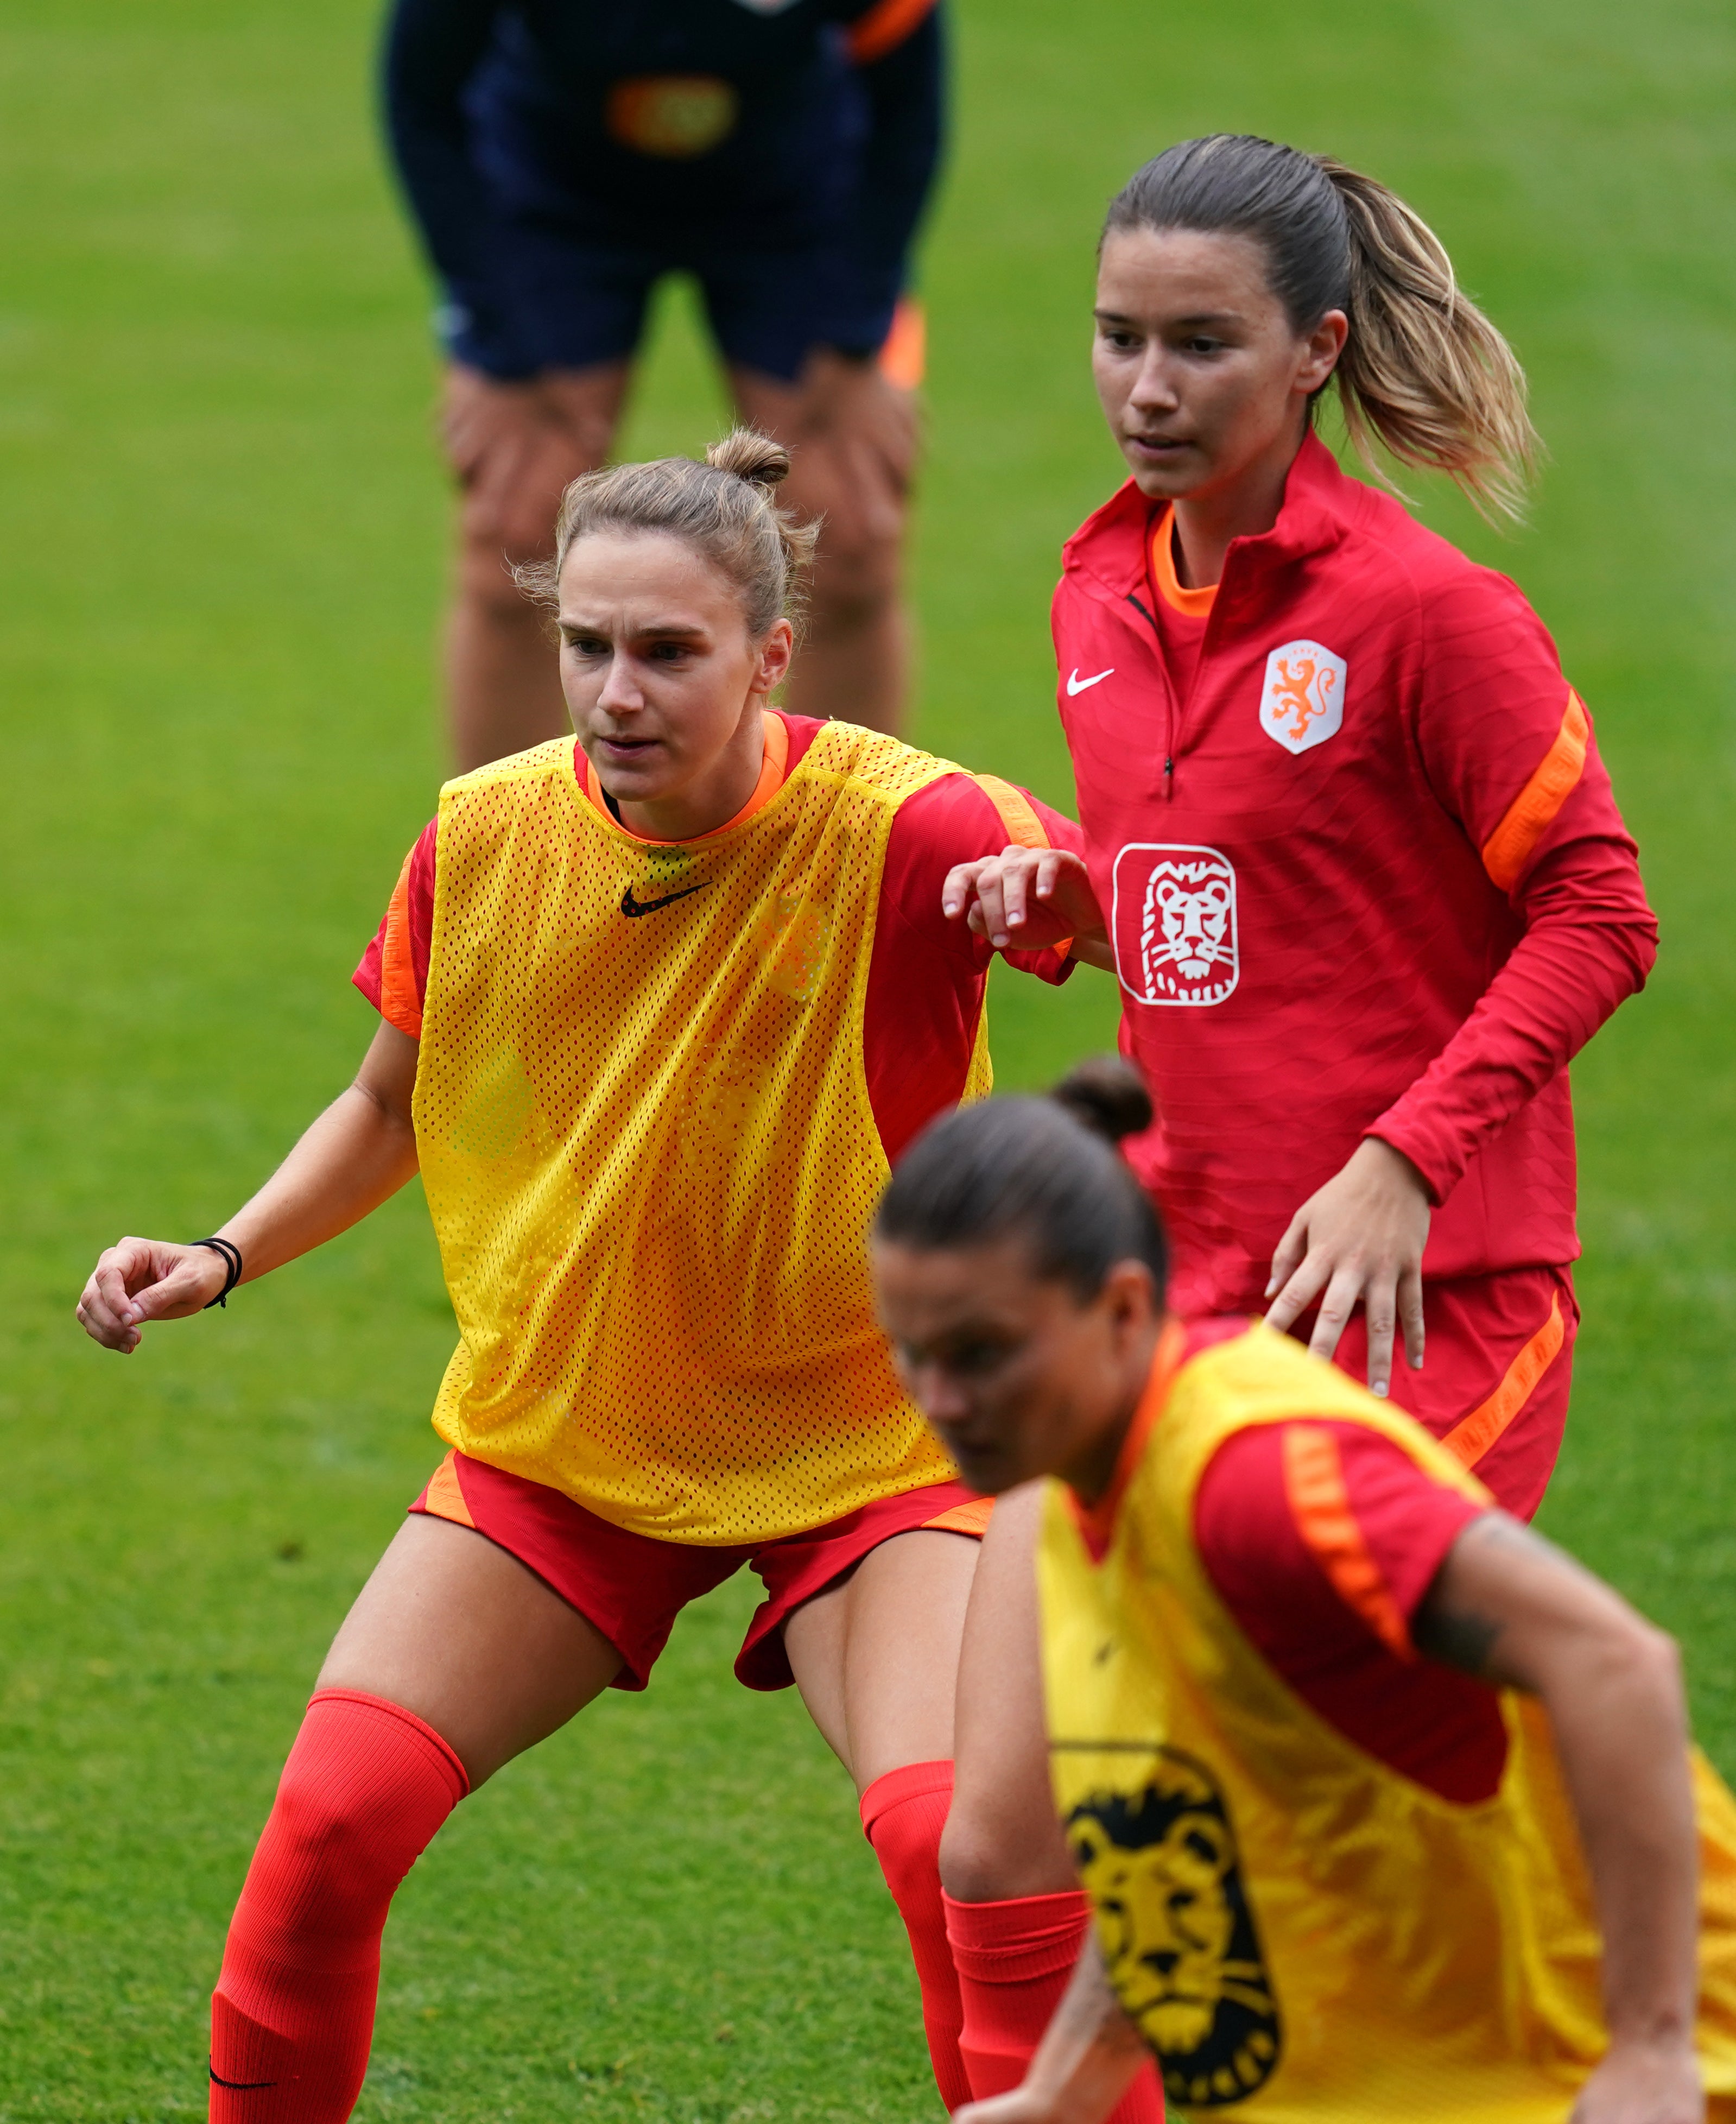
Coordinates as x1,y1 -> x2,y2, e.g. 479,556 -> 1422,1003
1298,308 -> 1349,396
1101,1259 -> 1161,1343
753,617 -> 796,699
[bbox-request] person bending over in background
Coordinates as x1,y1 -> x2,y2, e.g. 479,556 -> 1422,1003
76,433 -> 1080,2122
875,1092 -> 1736,2124
933,135 -> 1657,2117
383,0 -> 943,768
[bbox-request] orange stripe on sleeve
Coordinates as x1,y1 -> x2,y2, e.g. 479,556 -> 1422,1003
379,850 -> 424,1039
846,0 -> 936,64
1439,1293 -> 1566,1470
972,774 -> 1071,959
1279,1424 -> 1416,1662
421,1450 -> 476,1529
972,774 -> 1051,851
1480,689 -> 1590,892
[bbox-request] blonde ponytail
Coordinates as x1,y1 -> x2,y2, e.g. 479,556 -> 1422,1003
1104,135 -> 1541,523
1318,159 -> 1537,522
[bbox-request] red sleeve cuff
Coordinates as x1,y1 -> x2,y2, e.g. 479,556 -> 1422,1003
353,937 -> 387,1014
1001,941 -> 1077,987
1363,1121 -> 1454,1208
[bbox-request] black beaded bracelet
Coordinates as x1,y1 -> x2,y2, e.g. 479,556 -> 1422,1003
192,1237 -> 244,1309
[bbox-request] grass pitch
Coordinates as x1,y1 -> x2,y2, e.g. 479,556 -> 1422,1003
1,0 -> 1733,2116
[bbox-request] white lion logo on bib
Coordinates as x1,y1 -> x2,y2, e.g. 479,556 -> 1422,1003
1112,844 -> 1239,1007
1259,639 -> 1346,755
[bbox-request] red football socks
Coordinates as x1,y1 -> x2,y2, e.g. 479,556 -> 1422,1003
860,1761 -> 971,2110
945,1889 -> 1165,2121
208,1689 -> 469,2121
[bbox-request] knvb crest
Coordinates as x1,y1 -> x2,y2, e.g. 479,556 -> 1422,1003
1258,639 -> 1346,755
1112,844 -> 1238,1007
1065,1749 -> 1281,2110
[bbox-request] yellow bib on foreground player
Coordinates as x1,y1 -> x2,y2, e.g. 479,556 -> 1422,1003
416,718 -> 978,1542
873,1089 -> 1736,2124
1040,1323 -> 1736,2120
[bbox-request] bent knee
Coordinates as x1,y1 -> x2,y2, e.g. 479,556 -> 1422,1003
939,1810 -> 1021,1904
940,1794 -> 1079,1903
807,528 -> 903,631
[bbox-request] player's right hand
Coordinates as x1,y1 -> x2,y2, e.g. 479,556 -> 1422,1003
75,1238 -> 230,1354
942,845 -> 1108,956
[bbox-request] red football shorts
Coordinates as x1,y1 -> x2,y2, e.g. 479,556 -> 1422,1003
1321,1262 -> 1578,1521
409,1453 -> 991,1692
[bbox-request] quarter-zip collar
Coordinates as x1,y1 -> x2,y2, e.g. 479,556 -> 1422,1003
1062,431 -> 1361,636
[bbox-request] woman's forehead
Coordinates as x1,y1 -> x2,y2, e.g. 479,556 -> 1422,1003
1097,224 -> 1276,315
557,528 -> 738,617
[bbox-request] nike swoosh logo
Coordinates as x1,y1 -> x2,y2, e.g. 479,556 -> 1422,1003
1067,666 -> 1114,696
620,882 -> 709,918
210,2066 -> 278,2090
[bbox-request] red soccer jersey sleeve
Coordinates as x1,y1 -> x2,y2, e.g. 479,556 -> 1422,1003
353,819 -> 436,1040
1193,1417 -> 1505,1803
868,769 -> 1079,1161
1367,572 -> 1658,1202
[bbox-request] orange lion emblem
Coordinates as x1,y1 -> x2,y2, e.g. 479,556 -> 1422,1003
1258,639 -> 1347,755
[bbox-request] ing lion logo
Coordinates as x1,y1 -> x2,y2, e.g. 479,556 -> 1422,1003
1110,844 -> 1238,1007
1066,1750 -> 1280,2110
1258,639 -> 1347,756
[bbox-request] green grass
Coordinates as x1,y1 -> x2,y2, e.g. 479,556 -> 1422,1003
1,0 -> 1733,2115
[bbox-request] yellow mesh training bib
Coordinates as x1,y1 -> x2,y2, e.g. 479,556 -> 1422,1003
413,723 -> 983,1544
1039,1323 -> 1736,2120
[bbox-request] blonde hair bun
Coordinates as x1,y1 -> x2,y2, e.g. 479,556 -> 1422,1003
515,427 -> 818,640
705,427 -> 793,491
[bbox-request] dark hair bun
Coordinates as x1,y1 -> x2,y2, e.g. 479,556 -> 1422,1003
1049,1055 -> 1153,1145
705,427 -> 791,491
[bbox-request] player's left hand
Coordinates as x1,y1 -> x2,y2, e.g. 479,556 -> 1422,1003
1568,2038 -> 1704,2122
942,845 -> 1108,958
1263,1137 -> 1431,1395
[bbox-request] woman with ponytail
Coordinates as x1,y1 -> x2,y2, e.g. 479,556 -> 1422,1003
77,431 -> 1085,2122
939,134 -> 1656,2101
951,132 -> 1655,1497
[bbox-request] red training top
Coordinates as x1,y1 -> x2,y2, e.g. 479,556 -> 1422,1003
1177,1318 -> 1500,1803
1051,434 -> 1658,1317
355,714 -> 1078,1162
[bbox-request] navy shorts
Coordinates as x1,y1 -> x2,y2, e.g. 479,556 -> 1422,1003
450,214 -> 891,384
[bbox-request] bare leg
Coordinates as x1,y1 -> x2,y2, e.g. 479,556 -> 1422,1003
316,1510 -> 626,1782
785,1527 -> 980,2110
730,352 -> 916,737
934,1490 -> 1167,2119
209,1514 -> 629,2116
784,1525 -> 976,1788
942,1483 -> 1076,1900
442,361 -> 632,774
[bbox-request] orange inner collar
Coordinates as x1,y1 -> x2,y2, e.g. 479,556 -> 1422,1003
1150,507 -> 1218,619
580,710 -> 790,843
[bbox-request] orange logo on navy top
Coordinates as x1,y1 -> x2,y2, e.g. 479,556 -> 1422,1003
1111,844 -> 1238,1008
1062,1749 -> 1281,2109
605,76 -> 740,159
1259,639 -> 1346,755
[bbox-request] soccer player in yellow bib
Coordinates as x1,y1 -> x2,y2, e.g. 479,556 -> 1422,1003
872,1093 -> 1736,2124
74,431 -> 1084,2123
